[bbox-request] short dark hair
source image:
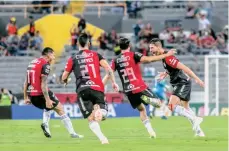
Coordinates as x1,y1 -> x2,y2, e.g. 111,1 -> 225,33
78,33 -> 88,47
149,38 -> 161,44
119,37 -> 130,50
42,47 -> 54,55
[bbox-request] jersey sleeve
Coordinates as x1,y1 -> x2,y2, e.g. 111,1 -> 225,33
41,64 -> 50,76
97,53 -> 104,61
165,56 -> 179,68
65,57 -> 73,72
134,52 -> 143,63
110,59 -> 116,71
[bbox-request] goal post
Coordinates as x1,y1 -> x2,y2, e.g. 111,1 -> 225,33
204,55 -> 229,116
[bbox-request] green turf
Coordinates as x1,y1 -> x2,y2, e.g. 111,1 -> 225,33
0,117 -> 228,151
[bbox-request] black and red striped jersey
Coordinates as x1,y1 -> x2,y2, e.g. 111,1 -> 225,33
111,51 -> 148,94
26,57 -> 50,96
65,49 -> 104,93
162,55 -> 190,84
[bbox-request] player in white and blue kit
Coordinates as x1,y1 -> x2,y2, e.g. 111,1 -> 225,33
149,79 -> 169,119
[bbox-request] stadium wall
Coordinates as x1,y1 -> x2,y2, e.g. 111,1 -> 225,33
10,103 -> 228,120
0,106 -> 11,119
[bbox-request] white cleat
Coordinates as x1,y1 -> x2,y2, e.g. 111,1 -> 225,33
41,123 -> 51,138
101,137 -> 109,144
192,117 -> 203,131
195,130 -> 205,137
71,133 -> 84,138
149,131 -> 157,139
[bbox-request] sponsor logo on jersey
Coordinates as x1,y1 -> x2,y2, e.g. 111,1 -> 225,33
27,85 -> 38,92
127,84 -> 135,89
28,85 -> 34,90
86,80 -> 95,85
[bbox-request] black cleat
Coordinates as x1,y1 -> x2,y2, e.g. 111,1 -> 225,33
41,123 -> 51,138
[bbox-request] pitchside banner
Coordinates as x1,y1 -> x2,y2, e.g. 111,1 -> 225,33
11,103 -> 228,119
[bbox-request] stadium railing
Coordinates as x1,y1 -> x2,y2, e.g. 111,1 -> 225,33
0,3 -> 127,18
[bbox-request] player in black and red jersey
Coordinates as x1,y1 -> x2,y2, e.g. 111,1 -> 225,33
23,47 -> 83,138
149,38 -> 205,137
62,33 -> 119,144
103,37 -> 176,138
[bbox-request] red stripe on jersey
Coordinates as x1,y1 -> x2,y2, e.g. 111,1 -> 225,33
84,50 -> 104,92
165,55 -> 179,68
65,57 -> 73,72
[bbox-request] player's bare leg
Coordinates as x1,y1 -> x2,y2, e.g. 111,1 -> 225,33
88,104 -> 109,144
41,109 -> 53,138
54,103 -> 83,138
168,95 -> 203,133
181,101 -> 205,137
137,103 -> 156,138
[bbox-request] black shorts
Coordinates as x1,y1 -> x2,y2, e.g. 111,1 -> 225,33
29,91 -> 59,111
126,88 -> 157,109
78,88 -> 107,118
172,80 -> 191,101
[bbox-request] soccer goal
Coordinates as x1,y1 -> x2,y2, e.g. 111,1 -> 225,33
204,55 -> 229,116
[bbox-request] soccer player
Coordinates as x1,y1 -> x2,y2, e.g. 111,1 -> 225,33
149,38 -> 205,137
103,37 -> 176,138
23,47 -> 83,138
149,79 -> 169,120
62,33 -> 119,144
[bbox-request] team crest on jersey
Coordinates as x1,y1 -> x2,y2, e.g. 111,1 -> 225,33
127,84 -> 135,89
86,80 -> 95,85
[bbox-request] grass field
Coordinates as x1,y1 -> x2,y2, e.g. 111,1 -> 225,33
0,117 -> 228,151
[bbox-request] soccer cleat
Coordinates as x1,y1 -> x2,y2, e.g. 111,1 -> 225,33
41,123 -> 51,138
194,127 -> 205,137
195,130 -> 205,137
161,115 -> 168,120
149,131 -> 157,139
149,112 -> 153,119
192,117 -> 203,131
71,133 -> 84,138
101,137 -> 109,144
141,95 -> 161,108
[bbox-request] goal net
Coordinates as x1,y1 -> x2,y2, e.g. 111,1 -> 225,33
204,55 -> 229,116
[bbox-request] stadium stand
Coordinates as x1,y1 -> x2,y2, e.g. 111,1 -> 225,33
0,0 -> 228,103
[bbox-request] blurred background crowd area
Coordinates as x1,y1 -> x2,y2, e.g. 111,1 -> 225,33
0,0 -> 228,105
0,0 -> 228,57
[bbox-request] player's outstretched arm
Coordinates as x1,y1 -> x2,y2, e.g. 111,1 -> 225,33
140,49 -> 176,63
176,62 -> 204,87
100,59 -> 119,92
